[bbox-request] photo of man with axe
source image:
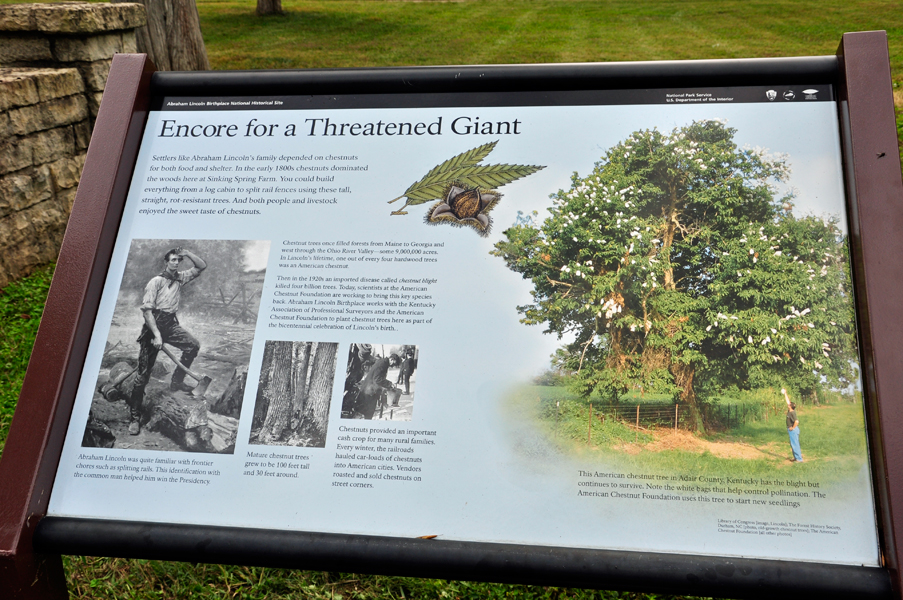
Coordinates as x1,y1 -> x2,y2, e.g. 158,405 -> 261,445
128,247 -> 207,435
83,238 -> 269,452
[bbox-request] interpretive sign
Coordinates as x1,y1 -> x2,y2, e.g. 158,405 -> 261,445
3,31 -> 903,600
53,84 -> 879,560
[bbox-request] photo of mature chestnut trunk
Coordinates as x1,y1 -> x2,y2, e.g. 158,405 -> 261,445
250,340 -> 338,447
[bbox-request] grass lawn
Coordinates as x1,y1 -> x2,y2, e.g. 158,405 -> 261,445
519,385 -> 869,486
0,264 -> 53,455
3,1 -> 902,598
195,0 -> 903,73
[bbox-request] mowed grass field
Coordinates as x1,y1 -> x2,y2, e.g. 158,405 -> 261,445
195,0 -> 903,72
3,1 -> 902,598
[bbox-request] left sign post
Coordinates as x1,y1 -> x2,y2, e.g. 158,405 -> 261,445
0,53 -> 156,599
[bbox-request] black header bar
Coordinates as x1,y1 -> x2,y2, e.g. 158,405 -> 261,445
154,84 -> 834,112
150,56 -> 838,99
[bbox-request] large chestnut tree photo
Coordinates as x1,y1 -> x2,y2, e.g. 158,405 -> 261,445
492,120 -> 858,431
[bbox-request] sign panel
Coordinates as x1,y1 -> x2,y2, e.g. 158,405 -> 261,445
45,83 -> 879,567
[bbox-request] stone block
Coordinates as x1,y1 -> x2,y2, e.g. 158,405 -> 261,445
0,197 -> 67,286
0,68 -> 39,111
122,29 -> 137,53
0,136 -> 32,175
0,255 -> 13,288
0,111 -> 10,139
0,34 -> 53,65
36,3 -> 146,34
0,3 -> 147,34
7,94 -> 88,136
0,68 -> 83,110
1,211 -> 29,249
0,201 -> 62,259
52,32 -> 124,62
24,201 -> 66,258
48,153 -> 85,191
78,59 -> 111,91
0,164 -> 53,218
73,119 -> 91,151
58,183 -> 78,213
33,67 -> 84,101
0,4 -> 36,32
88,90 -> 104,119
29,126 -> 76,165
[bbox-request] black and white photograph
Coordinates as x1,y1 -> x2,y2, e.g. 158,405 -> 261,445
249,340 -> 339,447
341,344 -> 418,421
82,238 -> 270,453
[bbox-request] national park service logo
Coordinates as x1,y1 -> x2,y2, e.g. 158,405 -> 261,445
388,141 -> 544,237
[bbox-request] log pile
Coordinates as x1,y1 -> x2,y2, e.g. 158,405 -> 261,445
93,362 -> 246,453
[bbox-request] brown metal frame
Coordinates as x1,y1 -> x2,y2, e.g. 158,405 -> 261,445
1,30 -> 902,598
0,54 -> 155,599
837,31 -> 903,597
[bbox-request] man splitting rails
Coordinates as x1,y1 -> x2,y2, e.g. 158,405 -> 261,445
127,247 -> 206,435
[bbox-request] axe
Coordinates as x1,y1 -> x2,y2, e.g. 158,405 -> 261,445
160,344 -> 212,396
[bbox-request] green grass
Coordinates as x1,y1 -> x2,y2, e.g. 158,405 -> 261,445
199,0 -> 903,165
0,263 -> 53,454
193,0 -> 903,72
519,384 -> 868,485
62,557 -> 708,600
192,0 -> 903,163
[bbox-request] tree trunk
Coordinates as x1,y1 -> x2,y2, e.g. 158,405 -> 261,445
296,342 -> 337,447
256,0 -> 284,16
118,0 -> 210,71
252,341 -> 276,431
139,0 -> 171,70
671,362 -> 705,433
259,341 -> 293,444
661,185 -> 679,291
291,342 -> 312,423
169,0 -> 210,69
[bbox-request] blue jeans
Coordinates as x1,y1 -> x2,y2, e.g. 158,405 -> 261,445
788,427 -> 802,462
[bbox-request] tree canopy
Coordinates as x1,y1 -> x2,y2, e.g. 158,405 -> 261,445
492,120 -> 858,430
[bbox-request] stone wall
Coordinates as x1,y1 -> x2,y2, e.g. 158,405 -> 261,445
0,2 -> 146,287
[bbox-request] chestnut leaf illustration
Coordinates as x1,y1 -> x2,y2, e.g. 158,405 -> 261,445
388,141 -> 544,236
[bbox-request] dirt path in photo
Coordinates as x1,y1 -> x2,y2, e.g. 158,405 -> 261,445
613,428 -> 785,461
